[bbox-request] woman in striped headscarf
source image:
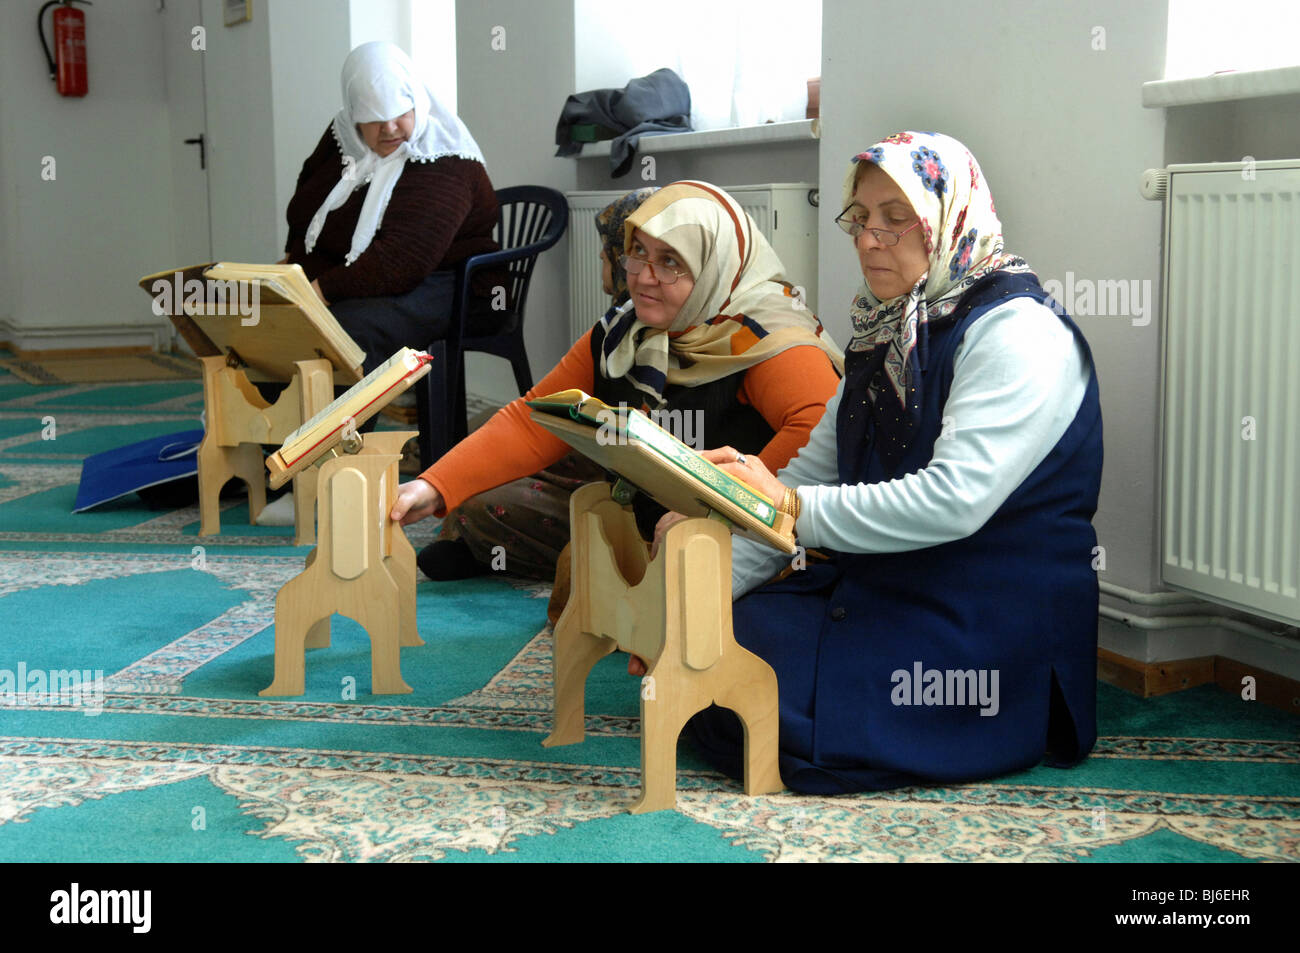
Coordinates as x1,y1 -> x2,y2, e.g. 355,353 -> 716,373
392,181 -> 843,590
416,186 -> 657,582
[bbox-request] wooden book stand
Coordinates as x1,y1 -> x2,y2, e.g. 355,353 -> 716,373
140,262 -> 365,546
260,430 -> 423,696
197,356 -> 331,545
543,482 -> 784,813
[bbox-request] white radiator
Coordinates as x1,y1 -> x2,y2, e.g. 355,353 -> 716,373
1151,160 -> 1300,625
565,183 -> 820,343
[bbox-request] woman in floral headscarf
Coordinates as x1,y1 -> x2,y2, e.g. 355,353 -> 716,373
596,187 -> 661,304
690,132 -> 1103,794
392,181 -> 844,593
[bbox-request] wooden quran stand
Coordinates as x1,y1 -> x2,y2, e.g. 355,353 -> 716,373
197,355 -> 331,545
261,430 -> 422,696
140,262 -> 365,546
542,482 -> 784,813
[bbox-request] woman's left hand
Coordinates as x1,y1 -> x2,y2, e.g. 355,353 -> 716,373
703,446 -> 788,505
311,278 -> 329,305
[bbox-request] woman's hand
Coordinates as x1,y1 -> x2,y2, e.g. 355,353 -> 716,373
703,446 -> 788,505
390,478 -> 443,526
650,510 -> 690,560
276,255 -> 291,265
311,278 -> 329,305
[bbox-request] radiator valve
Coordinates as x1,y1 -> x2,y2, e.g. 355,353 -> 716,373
1140,169 -> 1169,201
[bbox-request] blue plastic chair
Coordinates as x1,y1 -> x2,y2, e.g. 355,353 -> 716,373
416,185 -> 569,470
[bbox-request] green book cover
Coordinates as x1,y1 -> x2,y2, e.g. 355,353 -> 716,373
526,391 -> 778,528
621,410 -> 777,528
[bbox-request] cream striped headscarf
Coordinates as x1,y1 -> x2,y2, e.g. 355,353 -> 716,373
598,181 -> 843,407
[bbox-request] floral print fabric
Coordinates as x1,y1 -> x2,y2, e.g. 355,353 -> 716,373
594,187 -> 659,305
840,132 -> 1034,470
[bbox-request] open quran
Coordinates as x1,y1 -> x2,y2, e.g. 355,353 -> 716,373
266,348 -> 432,489
528,389 -> 795,552
139,261 -> 365,384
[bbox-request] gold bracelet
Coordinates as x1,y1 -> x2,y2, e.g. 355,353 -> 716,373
782,486 -> 800,522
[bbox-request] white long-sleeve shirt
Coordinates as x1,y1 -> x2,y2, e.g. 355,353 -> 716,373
731,296 -> 1092,597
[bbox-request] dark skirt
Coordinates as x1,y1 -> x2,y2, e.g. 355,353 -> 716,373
440,453 -> 605,581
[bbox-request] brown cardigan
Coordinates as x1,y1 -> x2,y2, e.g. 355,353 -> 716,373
284,127 -> 501,302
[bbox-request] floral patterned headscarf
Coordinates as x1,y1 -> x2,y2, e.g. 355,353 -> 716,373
842,132 -> 1033,470
595,187 -> 658,305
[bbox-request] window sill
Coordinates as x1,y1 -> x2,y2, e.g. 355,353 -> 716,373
573,118 -> 820,157
1142,65 -> 1300,107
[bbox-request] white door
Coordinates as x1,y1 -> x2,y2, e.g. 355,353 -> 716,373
163,0 -> 213,275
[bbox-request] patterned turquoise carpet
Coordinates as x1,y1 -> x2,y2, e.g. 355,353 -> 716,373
0,362 -> 1297,862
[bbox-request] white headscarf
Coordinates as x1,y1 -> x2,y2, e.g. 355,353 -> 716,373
305,41 -> 486,265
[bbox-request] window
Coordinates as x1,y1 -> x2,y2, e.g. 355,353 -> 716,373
1165,0 -> 1300,79
573,0 -> 821,131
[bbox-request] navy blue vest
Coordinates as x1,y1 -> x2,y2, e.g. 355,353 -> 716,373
697,271 -> 1104,793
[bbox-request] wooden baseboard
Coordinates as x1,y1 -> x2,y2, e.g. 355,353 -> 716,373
1097,647 -> 1215,697
1214,656 -> 1300,716
1098,647 -> 1300,716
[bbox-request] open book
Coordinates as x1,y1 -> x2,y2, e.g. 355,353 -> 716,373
266,348 -> 432,489
139,262 -> 365,384
528,390 -> 795,553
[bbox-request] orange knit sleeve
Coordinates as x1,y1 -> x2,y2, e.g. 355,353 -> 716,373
418,330 -> 597,514
737,345 -> 841,471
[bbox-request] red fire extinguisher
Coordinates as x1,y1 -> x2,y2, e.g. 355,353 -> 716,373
39,1 -> 93,98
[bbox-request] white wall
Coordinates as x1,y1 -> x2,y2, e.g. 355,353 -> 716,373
198,0 -> 277,263
350,0 -> 457,111
0,0 -> 176,350
1164,93 -> 1300,165
198,0 -> 349,260
267,0 -> 352,253
410,0 -> 458,112
455,0 -> 578,401
350,0 -> 411,52
0,37 -> 12,332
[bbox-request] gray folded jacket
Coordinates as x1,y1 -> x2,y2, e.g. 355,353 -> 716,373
554,68 -> 692,178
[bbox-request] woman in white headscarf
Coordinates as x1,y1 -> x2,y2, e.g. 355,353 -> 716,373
283,41 -> 502,372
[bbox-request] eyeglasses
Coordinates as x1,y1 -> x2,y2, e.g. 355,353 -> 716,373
835,207 -> 922,246
621,255 -> 689,285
